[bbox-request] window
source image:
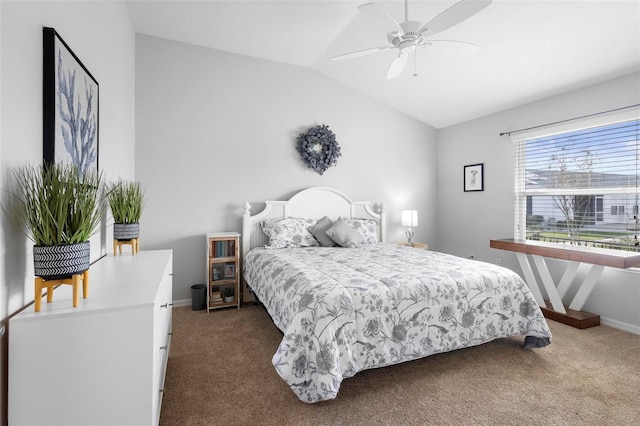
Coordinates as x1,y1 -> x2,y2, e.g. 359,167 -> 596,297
514,116 -> 639,252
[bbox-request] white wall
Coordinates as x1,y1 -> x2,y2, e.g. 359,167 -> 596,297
0,2 -> 136,422
437,72 -> 640,333
135,34 -> 438,303
0,0 -> 135,317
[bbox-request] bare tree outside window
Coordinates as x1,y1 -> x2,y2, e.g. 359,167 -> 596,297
547,143 -> 598,243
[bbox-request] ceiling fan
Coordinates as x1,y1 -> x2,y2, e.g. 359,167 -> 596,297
331,0 -> 492,79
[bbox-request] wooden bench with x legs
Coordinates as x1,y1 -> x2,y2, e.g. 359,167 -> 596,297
490,238 -> 640,329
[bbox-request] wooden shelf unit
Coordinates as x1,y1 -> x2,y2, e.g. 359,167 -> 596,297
206,232 -> 240,311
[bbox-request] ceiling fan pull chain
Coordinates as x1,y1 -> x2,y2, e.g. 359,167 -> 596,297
413,52 -> 418,77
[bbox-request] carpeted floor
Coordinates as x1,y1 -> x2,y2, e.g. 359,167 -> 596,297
160,305 -> 640,426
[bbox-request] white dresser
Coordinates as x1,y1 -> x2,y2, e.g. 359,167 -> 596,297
8,250 -> 173,426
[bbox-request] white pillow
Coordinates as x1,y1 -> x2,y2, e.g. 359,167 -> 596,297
343,218 -> 379,244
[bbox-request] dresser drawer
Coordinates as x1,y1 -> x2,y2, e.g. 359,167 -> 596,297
153,273 -> 172,348
152,256 -> 173,424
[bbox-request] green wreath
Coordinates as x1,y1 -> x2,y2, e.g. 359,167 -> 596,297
296,124 -> 341,175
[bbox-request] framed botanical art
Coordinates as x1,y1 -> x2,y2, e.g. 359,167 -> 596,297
464,163 -> 484,192
43,27 -> 99,177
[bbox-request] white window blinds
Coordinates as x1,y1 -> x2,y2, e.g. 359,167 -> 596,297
513,114 -> 639,252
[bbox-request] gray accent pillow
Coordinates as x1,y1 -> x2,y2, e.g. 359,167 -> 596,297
308,216 -> 336,247
326,217 -> 364,248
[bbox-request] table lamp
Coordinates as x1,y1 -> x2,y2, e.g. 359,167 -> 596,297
401,210 -> 418,246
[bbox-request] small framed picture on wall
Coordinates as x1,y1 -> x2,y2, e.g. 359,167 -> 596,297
464,163 -> 484,192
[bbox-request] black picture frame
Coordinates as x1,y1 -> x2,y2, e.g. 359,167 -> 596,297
43,27 -> 99,176
464,163 -> 484,192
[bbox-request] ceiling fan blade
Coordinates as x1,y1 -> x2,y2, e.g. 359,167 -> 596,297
386,52 -> 408,80
358,2 -> 404,34
419,40 -> 479,57
330,45 -> 392,61
419,0 -> 492,36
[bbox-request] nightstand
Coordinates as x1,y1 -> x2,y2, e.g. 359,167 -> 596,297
398,242 -> 429,249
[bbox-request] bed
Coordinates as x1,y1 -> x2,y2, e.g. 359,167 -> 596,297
241,187 -> 552,403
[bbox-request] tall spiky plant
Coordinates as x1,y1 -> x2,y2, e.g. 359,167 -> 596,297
12,163 -> 103,246
107,180 -> 144,224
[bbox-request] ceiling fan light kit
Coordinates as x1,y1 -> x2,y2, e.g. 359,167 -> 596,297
331,0 -> 492,80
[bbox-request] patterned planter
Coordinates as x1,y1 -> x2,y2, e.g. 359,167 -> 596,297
33,241 -> 90,279
113,223 -> 139,240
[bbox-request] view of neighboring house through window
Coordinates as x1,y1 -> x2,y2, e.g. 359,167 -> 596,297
514,118 -> 639,252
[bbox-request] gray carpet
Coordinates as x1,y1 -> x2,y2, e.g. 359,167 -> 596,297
160,305 -> 640,426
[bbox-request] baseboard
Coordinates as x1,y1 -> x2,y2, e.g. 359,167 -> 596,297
600,316 -> 640,335
172,298 -> 190,308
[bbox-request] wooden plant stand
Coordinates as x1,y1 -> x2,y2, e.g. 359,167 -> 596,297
114,238 -> 139,255
34,270 -> 89,312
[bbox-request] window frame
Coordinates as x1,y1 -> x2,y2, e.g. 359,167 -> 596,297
512,107 -> 640,253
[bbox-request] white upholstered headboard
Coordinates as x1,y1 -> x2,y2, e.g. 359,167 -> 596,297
241,187 -> 386,263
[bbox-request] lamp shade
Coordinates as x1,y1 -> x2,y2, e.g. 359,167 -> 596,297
401,210 -> 418,227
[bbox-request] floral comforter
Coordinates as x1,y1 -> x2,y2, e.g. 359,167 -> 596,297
243,244 -> 552,403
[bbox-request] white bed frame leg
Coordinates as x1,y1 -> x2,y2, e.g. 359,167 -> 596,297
242,201 -> 251,265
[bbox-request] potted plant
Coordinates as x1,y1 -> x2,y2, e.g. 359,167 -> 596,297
107,179 -> 144,241
223,286 -> 235,303
12,163 -> 103,278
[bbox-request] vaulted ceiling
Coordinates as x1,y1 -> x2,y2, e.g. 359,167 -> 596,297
126,0 -> 640,128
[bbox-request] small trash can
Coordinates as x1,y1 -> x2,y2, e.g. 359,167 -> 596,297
190,284 -> 206,311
